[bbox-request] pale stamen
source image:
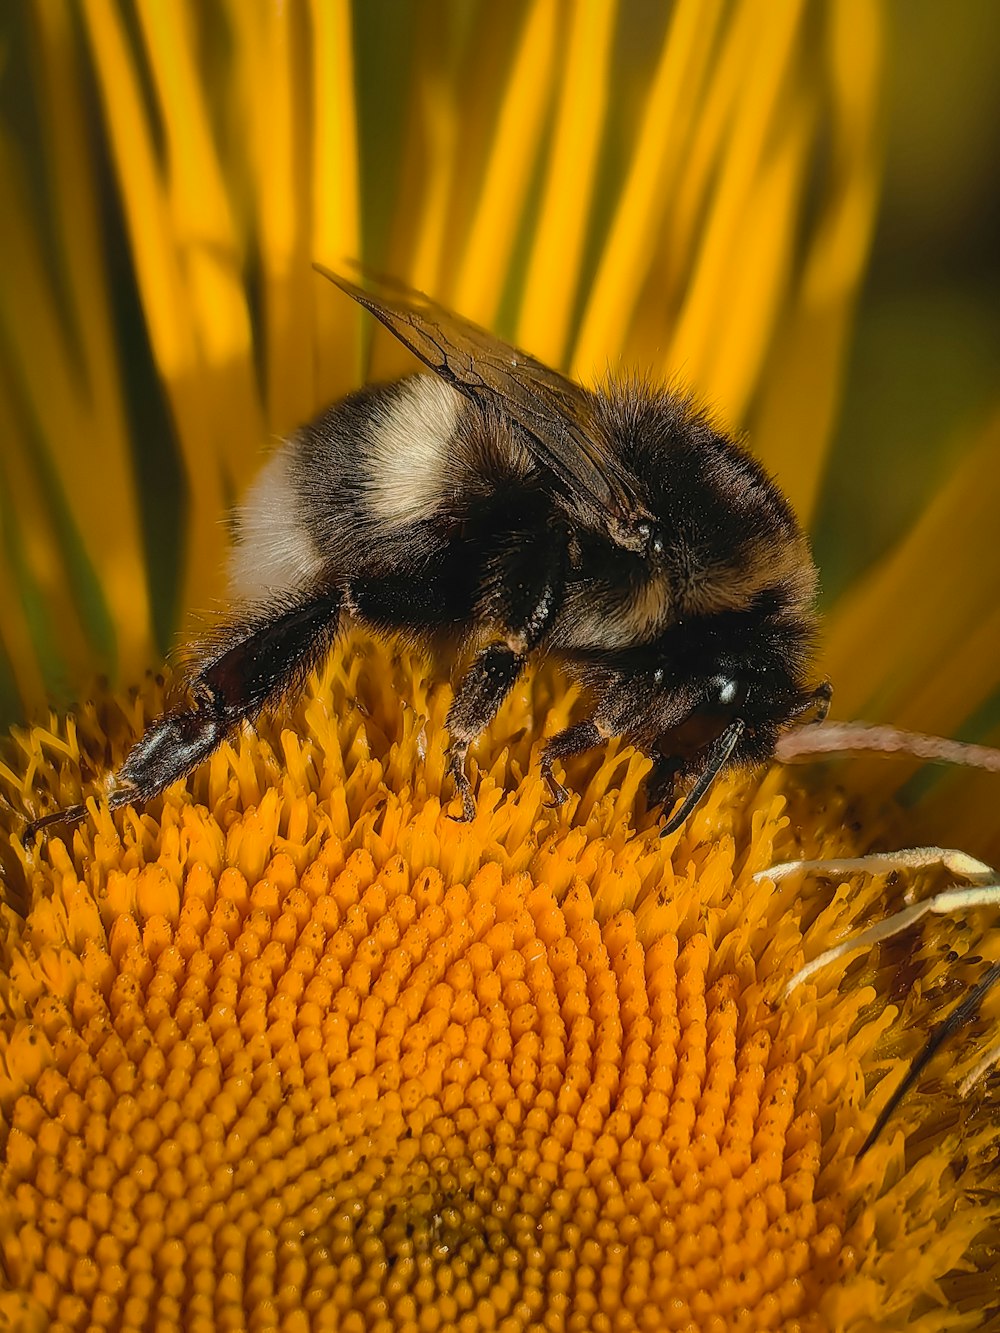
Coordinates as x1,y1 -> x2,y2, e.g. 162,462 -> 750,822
753,847 -> 998,996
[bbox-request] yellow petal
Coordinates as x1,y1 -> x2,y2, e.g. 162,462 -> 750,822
310,0 -> 362,404
573,0 -> 725,378
517,0 -> 619,366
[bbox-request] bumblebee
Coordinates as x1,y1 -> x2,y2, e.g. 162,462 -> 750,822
26,268 -> 829,841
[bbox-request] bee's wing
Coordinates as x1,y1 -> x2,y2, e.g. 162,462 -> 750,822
316,264 -> 650,547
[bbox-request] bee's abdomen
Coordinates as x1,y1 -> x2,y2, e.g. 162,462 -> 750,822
228,445 -> 328,602
228,376 -> 537,606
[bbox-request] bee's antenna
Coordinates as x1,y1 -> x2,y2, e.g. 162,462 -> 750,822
660,717 -> 745,838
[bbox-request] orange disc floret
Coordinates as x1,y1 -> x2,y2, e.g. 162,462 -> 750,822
2,644 -> 1000,1332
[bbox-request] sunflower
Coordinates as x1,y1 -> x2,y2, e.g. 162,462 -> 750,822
2,3 -> 1000,1331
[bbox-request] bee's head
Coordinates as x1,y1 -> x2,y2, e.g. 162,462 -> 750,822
586,600 -> 826,832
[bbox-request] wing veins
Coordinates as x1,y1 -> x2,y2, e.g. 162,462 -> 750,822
315,263 -> 650,544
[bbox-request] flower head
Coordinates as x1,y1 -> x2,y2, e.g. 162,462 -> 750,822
3,643 -> 1000,1330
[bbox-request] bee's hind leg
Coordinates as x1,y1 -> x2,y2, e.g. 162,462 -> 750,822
25,686 -> 235,843
25,589 -> 342,840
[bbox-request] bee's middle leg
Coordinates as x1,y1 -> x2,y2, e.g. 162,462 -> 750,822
445,643 -> 530,820
445,528 -> 568,820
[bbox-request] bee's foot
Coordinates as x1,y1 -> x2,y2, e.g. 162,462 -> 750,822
445,784 -> 477,823
445,743 -> 476,822
446,796 -> 477,823
543,771 -> 569,808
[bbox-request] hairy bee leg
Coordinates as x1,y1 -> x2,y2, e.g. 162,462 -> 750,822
539,720 -> 605,806
127,591 -> 343,795
445,740 -> 477,822
445,644 -> 530,820
445,528 -> 569,819
26,591 -> 341,838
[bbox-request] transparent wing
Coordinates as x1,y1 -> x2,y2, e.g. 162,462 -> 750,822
315,264 -> 650,547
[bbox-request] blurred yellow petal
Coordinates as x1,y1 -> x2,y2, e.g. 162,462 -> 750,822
310,0 -> 362,403
81,0 -> 196,391
384,17 -> 459,298
359,4 -> 516,379
136,0 -> 265,477
654,0 -> 755,313
697,92 -> 813,423
452,0 -> 558,326
0,546 -> 46,721
753,0 -> 883,522
226,0 -> 314,434
81,0 -> 230,614
0,134 -> 151,681
665,0 -> 803,398
573,0 -> 725,378
825,418 -> 1000,735
0,379 -> 88,708
0,492 -> 48,721
29,0 -> 153,676
518,0 -> 618,365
